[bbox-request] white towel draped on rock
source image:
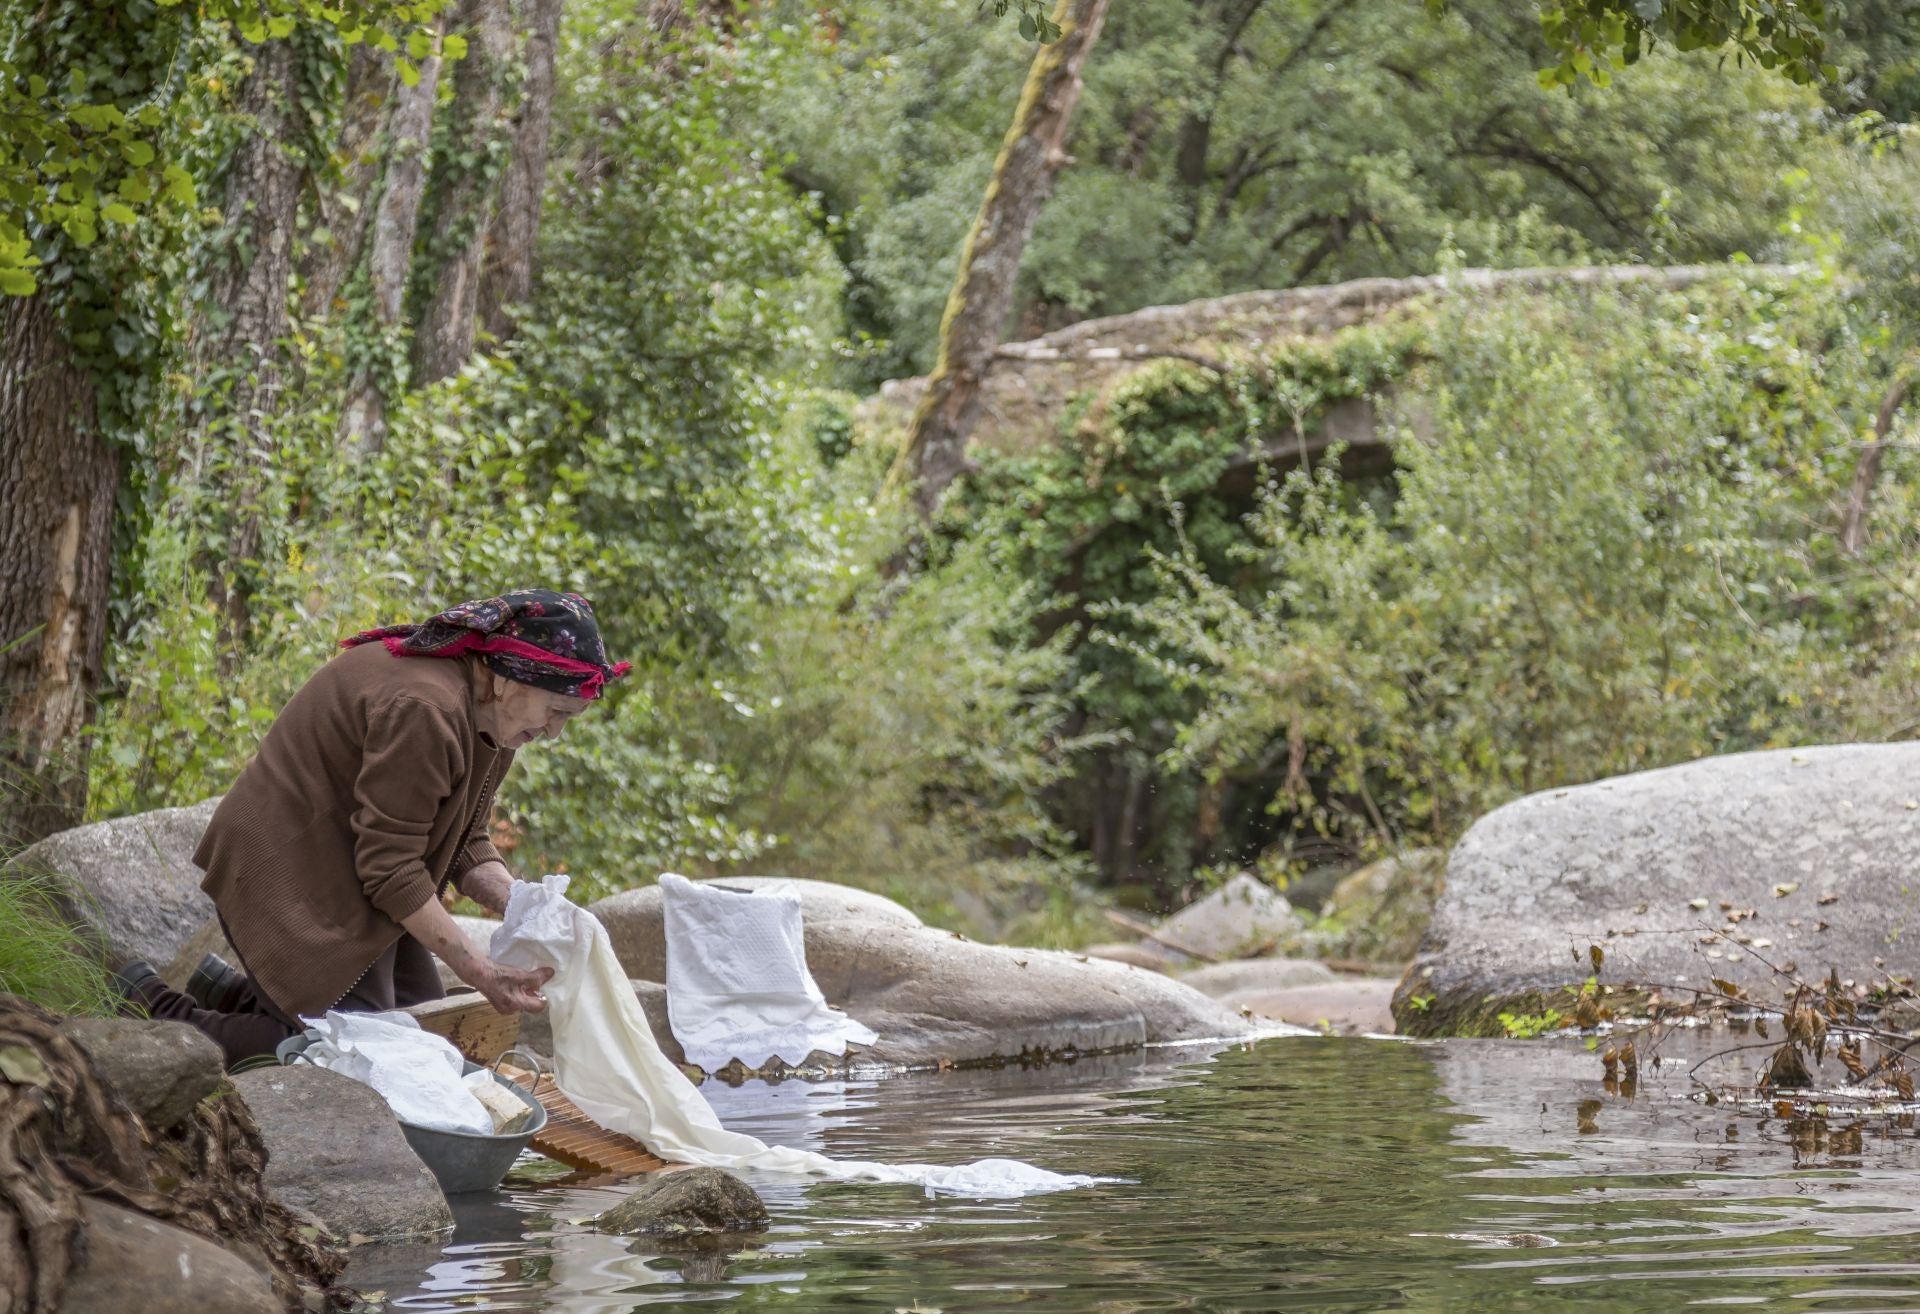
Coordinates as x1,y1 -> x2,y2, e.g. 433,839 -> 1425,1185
490,875 -> 1101,1198
658,872 -> 877,1072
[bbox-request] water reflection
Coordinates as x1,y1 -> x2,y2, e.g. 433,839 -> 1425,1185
349,1033 -> 1920,1312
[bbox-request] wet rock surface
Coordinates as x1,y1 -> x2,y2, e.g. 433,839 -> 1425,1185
594,1167 -> 770,1237
233,1063 -> 453,1242
60,1016 -> 223,1131
55,1198 -> 278,1314
10,797 -> 221,968
1395,745 -> 1920,1035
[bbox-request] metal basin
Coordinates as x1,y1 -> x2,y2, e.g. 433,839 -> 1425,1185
276,1032 -> 548,1195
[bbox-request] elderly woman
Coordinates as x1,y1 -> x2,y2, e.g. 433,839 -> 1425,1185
117,589 -> 629,1066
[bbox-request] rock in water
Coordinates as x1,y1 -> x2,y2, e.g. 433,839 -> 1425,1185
56,1198 -> 279,1314
594,1167 -> 769,1236
232,1064 -> 453,1242
1154,874 -> 1301,960
1394,744 -> 1920,1036
9,797 -> 221,968
60,1017 -> 223,1132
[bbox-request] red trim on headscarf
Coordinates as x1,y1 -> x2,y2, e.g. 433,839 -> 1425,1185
345,629 -> 627,698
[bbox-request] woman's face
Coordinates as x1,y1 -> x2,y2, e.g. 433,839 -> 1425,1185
481,674 -> 592,748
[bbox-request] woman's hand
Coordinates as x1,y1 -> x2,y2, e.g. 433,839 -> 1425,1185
401,887 -> 552,1013
463,957 -> 555,1015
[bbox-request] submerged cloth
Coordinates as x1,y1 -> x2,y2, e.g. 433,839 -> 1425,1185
491,876 -> 1102,1199
659,874 -> 877,1072
194,641 -> 514,1016
342,588 -> 632,700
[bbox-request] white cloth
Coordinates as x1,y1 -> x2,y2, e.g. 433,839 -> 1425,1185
297,1010 -> 494,1136
659,872 -> 877,1071
491,875 -> 1101,1198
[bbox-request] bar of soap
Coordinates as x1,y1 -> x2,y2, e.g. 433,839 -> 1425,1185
469,1077 -> 535,1135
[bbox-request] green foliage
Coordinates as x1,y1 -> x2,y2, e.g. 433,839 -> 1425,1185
0,0 -> 443,295
1496,1007 -> 1565,1039
1100,271 -> 1912,859
760,0 -> 1841,386
0,870 -> 117,1016
1523,0 -> 1833,90
87,12 -> 1085,934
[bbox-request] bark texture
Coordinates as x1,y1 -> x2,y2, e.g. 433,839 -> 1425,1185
189,38 -> 306,645
192,39 -> 304,418
340,30 -> 445,452
412,0 -> 515,385
0,296 -> 117,850
477,0 -> 566,342
894,0 -> 1111,521
300,43 -> 398,317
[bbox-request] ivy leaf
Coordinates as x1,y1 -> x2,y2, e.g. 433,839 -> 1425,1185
441,33 -> 468,59
121,139 -> 155,167
396,57 -> 420,87
0,268 -> 37,296
100,201 -> 137,224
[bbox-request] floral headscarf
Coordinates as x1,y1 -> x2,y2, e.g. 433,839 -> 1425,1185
341,589 -> 632,699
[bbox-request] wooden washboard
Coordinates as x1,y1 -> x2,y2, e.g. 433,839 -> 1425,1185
408,993 -> 671,1181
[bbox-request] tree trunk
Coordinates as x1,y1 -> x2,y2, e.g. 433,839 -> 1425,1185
1840,373 -> 1912,556
340,30 -> 445,452
301,44 -> 398,317
892,0 -> 1111,521
0,295 -> 118,849
189,37 -> 306,646
412,0 -> 515,386
477,0 -> 565,342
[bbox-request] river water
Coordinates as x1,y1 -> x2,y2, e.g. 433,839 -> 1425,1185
345,1032 -> 1920,1312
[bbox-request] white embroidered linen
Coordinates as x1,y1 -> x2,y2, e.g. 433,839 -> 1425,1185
658,872 -> 877,1072
490,874 -> 1099,1198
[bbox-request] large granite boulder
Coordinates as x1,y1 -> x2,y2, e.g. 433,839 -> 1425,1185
1394,745 -> 1920,1036
596,880 -> 1256,1067
590,876 -> 922,983
11,798 -> 220,968
594,1167 -> 769,1237
56,1199 -> 278,1314
232,1064 -> 453,1242
1154,874 -> 1301,960
60,1017 -> 223,1131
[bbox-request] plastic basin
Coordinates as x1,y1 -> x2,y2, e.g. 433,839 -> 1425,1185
276,1032 -> 548,1194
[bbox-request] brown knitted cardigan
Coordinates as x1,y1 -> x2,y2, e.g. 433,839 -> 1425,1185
193,641 -> 516,1017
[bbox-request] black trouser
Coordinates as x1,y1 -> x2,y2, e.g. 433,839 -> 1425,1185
137,931 -> 446,1068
